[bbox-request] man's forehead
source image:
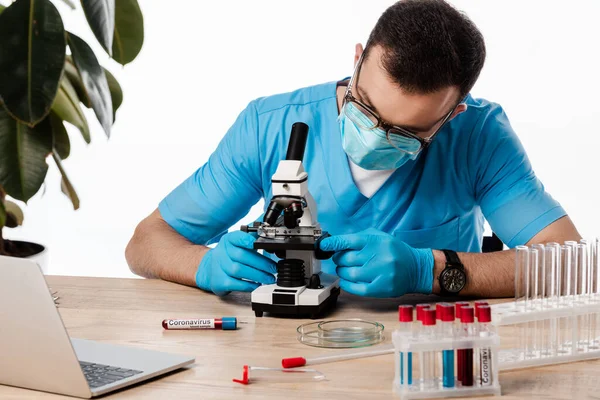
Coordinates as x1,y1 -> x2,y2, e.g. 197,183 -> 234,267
359,47 -> 460,131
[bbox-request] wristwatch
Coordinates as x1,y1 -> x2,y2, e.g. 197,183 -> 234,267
438,249 -> 467,295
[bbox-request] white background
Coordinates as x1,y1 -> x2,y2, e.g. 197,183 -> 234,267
8,0 -> 600,277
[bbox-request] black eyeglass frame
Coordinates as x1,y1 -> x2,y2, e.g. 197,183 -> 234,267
342,50 -> 460,155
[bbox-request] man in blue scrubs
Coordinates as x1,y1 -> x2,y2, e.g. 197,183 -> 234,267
126,0 -> 580,298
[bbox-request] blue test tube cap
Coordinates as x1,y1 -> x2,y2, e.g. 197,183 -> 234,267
222,317 -> 237,330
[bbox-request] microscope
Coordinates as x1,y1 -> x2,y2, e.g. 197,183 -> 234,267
241,122 -> 340,318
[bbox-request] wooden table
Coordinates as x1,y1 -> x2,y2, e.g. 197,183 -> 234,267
2,277 -> 600,399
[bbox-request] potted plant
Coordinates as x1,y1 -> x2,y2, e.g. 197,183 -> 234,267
0,0 -> 144,273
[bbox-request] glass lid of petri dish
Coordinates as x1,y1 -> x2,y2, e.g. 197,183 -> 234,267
297,319 -> 384,348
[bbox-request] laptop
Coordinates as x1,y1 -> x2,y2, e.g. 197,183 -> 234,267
0,256 -> 195,398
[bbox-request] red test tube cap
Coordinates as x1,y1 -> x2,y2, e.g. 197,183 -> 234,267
460,306 -> 475,323
399,305 -> 414,322
455,301 -> 469,320
436,303 -> 444,320
474,301 -> 489,309
477,305 -> 492,323
416,304 -> 430,321
423,309 -> 437,326
441,304 -> 455,322
474,301 -> 488,318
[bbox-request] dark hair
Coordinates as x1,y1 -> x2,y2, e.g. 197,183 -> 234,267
365,0 -> 486,100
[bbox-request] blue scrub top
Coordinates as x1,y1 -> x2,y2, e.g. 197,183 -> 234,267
159,81 -> 565,274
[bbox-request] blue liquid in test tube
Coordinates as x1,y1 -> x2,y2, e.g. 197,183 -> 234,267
442,350 -> 454,387
439,303 -> 456,387
400,352 -> 413,384
399,305 -> 415,385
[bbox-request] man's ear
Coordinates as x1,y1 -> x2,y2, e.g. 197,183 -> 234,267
354,43 -> 364,67
449,103 -> 468,121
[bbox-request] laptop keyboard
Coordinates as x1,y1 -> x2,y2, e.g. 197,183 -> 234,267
79,361 -> 143,388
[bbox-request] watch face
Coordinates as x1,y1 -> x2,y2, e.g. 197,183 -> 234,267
441,268 -> 466,293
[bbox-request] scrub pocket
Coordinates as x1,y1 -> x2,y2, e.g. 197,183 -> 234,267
392,217 -> 460,250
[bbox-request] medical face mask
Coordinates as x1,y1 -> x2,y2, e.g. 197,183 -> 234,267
338,102 -> 421,170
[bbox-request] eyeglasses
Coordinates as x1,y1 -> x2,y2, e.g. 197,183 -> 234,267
342,51 -> 458,155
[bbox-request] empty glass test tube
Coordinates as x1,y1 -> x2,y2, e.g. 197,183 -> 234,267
515,246 -> 529,310
544,244 -> 559,308
544,244 -> 558,355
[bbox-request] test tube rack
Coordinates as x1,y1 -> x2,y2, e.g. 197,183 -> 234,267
495,238 -> 600,371
492,298 -> 600,370
392,330 -> 501,399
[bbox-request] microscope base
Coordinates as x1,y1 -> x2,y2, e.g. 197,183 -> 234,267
252,286 -> 340,319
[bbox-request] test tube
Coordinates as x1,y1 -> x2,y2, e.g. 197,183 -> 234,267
460,306 -> 475,387
593,239 -> 600,348
544,245 -> 558,355
477,306 -> 494,386
421,309 -> 438,390
560,245 -> 573,301
592,238 -> 600,301
577,243 -> 588,300
544,244 -> 559,307
577,243 -> 589,350
565,241 -> 579,304
531,246 -> 544,357
416,304 -> 430,387
455,302 -> 469,383
398,305 -> 414,385
473,302 -> 487,380
531,245 -> 545,309
581,240 -> 593,303
439,304 -> 455,388
515,246 -> 529,310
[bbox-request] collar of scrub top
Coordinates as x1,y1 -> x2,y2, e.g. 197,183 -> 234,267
342,48 -> 462,155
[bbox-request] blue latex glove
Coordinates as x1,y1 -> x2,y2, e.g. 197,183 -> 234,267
196,231 -> 277,296
319,228 -> 434,298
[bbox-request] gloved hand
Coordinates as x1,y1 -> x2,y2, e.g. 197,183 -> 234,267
196,231 -> 277,296
318,228 -> 434,298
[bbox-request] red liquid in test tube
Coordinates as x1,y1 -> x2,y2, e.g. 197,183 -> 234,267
460,306 -> 475,387
455,301 -> 469,383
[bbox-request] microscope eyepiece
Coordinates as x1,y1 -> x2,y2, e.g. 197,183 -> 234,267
285,122 -> 309,161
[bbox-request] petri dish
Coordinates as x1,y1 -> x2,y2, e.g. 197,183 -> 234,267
297,319 -> 384,348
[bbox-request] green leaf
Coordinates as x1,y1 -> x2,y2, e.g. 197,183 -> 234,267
104,68 -> 123,120
60,0 -> 76,10
113,0 -> 144,66
0,107 -> 52,202
68,33 -> 113,137
52,77 -> 91,144
51,113 -> 70,160
52,150 -> 79,210
81,0 -> 115,56
64,57 -> 91,108
0,0 -> 66,126
5,200 -> 24,227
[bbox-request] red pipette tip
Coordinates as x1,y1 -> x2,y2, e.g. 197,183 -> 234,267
232,365 -> 249,385
399,305 -> 414,322
281,357 -> 306,368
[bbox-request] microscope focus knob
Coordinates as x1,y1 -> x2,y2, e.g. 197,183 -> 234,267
307,274 -> 321,289
314,232 -> 335,260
